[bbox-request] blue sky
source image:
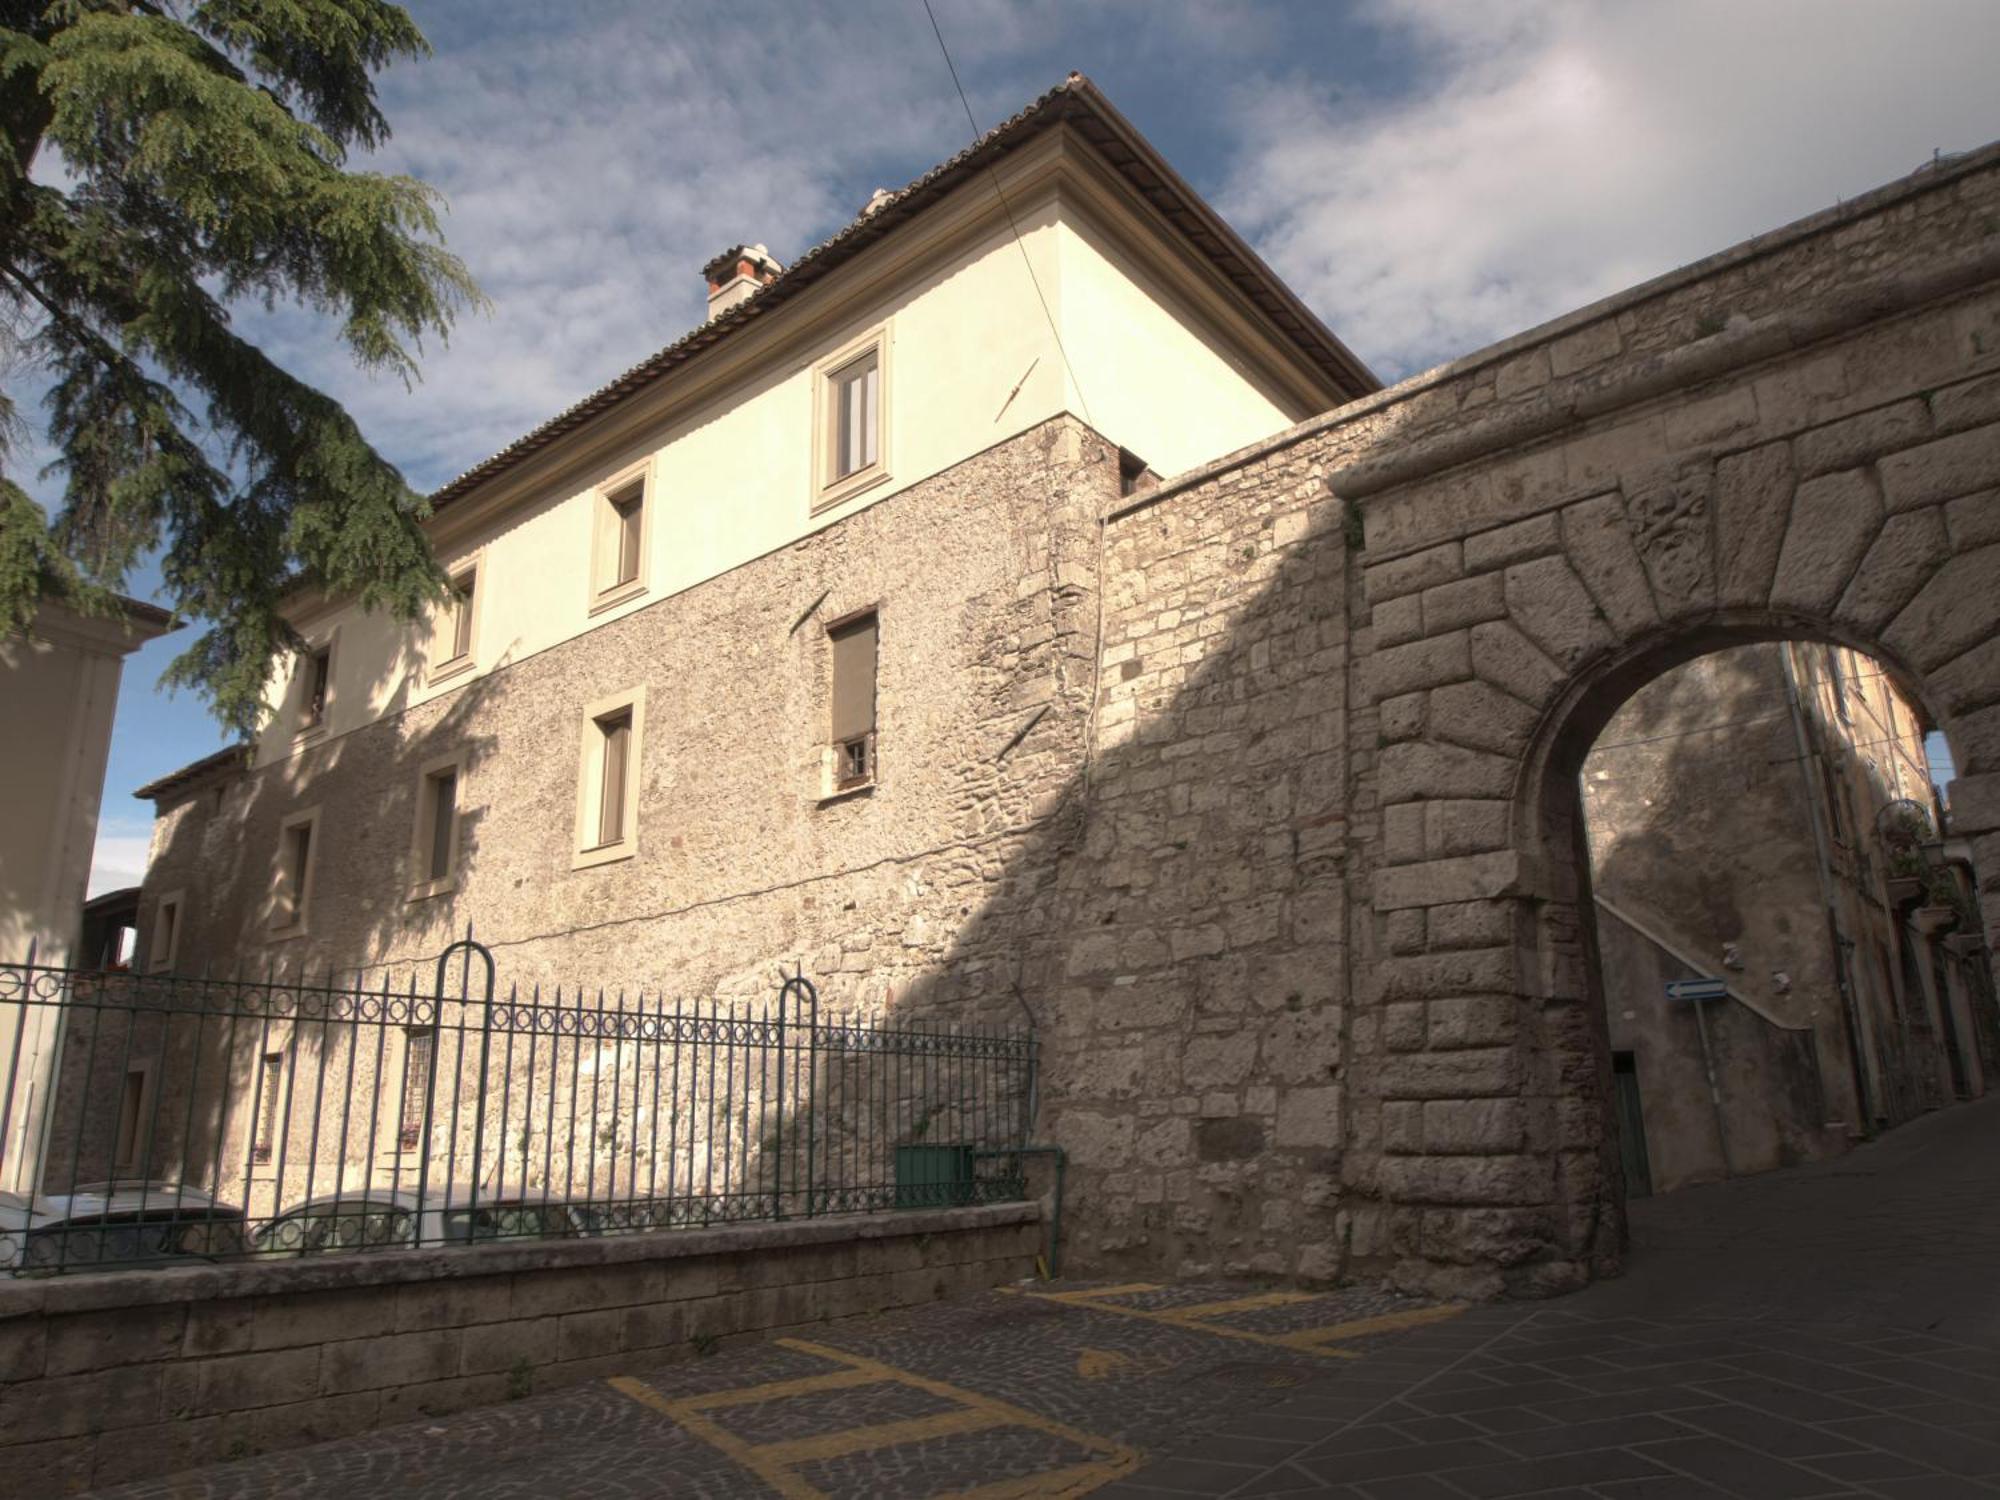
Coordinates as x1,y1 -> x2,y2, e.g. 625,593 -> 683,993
54,0 -> 2000,893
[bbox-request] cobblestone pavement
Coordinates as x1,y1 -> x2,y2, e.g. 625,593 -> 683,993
82,1094 -> 2000,1499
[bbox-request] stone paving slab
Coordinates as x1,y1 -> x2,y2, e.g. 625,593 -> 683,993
74,1094 -> 2000,1498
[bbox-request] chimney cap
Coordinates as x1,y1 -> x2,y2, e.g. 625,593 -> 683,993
701,243 -> 783,285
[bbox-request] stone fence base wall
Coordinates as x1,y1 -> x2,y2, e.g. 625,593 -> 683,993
0,1203 -> 1040,1492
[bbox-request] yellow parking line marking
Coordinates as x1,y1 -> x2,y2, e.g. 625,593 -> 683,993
1028,1282 -> 1162,1303
610,1375 -> 821,1500
1017,1288 -> 1361,1360
610,1336 -> 1140,1498
1277,1303 -> 1467,1348
755,1405 -> 1006,1466
1170,1290 -> 1322,1321
678,1367 -> 883,1412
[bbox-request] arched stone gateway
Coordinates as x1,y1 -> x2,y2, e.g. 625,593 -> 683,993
1050,142 -> 2000,1295
1336,190 -> 2000,1295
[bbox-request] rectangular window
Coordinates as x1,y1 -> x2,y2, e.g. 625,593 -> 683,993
300,645 -> 331,731
830,612 -> 878,790
596,710 -> 632,846
425,768 -> 458,882
830,352 -> 880,481
114,1066 -> 151,1172
272,810 -> 318,932
814,330 -> 890,509
253,1051 -> 285,1164
592,468 -> 650,607
449,569 -> 477,662
573,689 -> 644,868
400,1030 -> 433,1149
148,892 -> 183,972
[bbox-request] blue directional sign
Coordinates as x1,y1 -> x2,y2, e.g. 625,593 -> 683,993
1665,977 -> 1729,1002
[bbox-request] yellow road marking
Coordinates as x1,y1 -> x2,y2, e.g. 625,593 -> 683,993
1016,1287 -> 1362,1359
610,1336 -> 1140,1498
756,1405 -> 1006,1465
1278,1303 -> 1468,1348
1075,1347 -> 1135,1381
610,1375 -> 820,1500
1028,1282 -> 1162,1303
677,1367 -> 882,1412
1169,1289 -> 1322,1321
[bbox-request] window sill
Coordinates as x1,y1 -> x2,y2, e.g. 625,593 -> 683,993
812,464 -> 891,515
588,580 -> 648,617
428,655 -> 475,688
292,722 -> 328,745
817,780 -> 876,808
572,839 -> 637,871
266,921 -> 309,943
405,874 -> 459,904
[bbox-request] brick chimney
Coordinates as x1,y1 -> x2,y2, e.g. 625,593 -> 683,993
702,244 -> 783,321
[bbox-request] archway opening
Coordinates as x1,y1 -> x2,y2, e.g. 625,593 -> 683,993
1546,636 -> 1994,1225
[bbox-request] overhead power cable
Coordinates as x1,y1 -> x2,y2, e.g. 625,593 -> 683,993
919,0 -> 1095,429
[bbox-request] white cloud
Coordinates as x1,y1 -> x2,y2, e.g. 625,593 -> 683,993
87,821 -> 153,899
1221,0 -> 2000,380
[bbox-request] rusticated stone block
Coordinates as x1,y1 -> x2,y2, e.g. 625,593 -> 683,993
1423,573 -> 1506,634
1713,440 -> 1795,606
1368,631 -> 1472,699
318,1331 -> 457,1397
1421,1098 -> 1526,1154
1380,948 -> 1514,1001
1795,398 -> 1933,477
44,1305 -> 184,1377
1878,422 -> 2000,509
1375,851 -> 1528,911
1769,468 -> 1884,613
1426,996 -> 1518,1050
1883,544 -> 2000,671
195,1347 -> 320,1415
1944,489 -> 2000,548
1504,555 -> 1615,668
1377,741 -> 1516,803
1470,620 -> 1563,707
1378,1048 -> 1521,1100
1561,493 -> 1659,636
1428,900 -> 1515,951
1428,681 -> 1538,759
1364,541 -> 1463,604
1373,592 -> 1424,648
1833,507 -> 1949,635
1378,1155 -> 1547,1206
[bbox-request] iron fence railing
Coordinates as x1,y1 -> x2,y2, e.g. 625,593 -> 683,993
0,939 -> 1034,1274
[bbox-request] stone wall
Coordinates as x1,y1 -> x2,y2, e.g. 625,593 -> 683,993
0,1203 -> 1038,1491
141,413 -> 1111,1009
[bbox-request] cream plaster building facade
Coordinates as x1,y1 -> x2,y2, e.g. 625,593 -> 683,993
0,594 -> 171,1193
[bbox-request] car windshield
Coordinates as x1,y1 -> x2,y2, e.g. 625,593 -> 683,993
258,1204 -> 414,1253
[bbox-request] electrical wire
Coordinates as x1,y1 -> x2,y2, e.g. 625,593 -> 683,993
919,0 -> 1095,430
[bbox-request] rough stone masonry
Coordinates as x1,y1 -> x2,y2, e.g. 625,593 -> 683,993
140,142 -> 2000,1298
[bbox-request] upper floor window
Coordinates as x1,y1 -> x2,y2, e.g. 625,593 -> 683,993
829,611 -> 878,793
297,642 -> 332,734
814,328 -> 890,510
148,890 -> 185,973
573,687 -> 645,869
271,807 -> 320,935
432,563 -> 480,682
409,752 -> 467,900
591,461 -> 651,611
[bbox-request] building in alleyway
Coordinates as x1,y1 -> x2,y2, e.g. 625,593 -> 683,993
1581,640 -> 1988,1197
77,77 -> 2000,1295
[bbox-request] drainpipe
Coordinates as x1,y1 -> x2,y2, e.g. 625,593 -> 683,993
1781,645 -> 1879,1133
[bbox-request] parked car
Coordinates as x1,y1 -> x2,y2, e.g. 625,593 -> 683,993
16,1182 -> 250,1270
252,1187 -> 600,1255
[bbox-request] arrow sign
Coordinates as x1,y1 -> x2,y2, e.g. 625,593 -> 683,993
1665,977 -> 1729,1002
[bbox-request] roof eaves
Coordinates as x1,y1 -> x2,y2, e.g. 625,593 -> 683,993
424,75 -> 1376,517
132,745 -> 249,803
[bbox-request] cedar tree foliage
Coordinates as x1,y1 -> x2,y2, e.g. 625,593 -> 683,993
0,1 -> 481,733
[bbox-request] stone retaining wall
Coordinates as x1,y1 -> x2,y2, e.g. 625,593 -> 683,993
0,1203 -> 1039,1492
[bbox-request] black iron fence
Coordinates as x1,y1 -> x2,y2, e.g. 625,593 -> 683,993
0,940 -> 1034,1274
